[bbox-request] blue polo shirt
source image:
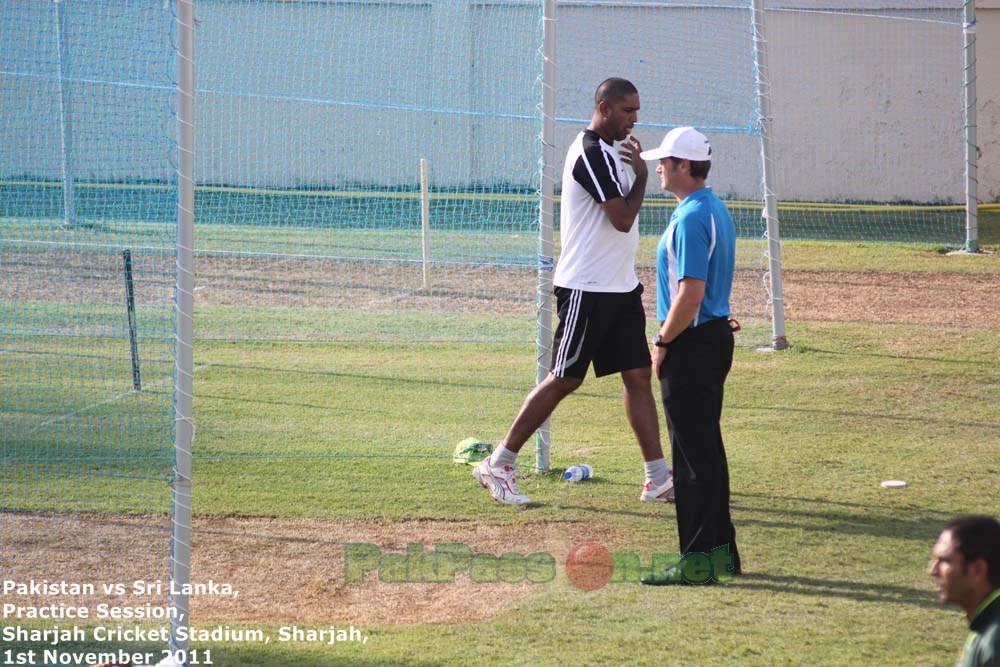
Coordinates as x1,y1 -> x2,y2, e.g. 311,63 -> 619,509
656,186 -> 736,325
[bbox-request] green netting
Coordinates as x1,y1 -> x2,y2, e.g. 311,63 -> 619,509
1,0 -> 177,661
0,1 -> 971,657
763,1 -> 967,243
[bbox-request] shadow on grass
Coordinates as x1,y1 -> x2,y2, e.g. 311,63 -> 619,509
793,345 -> 999,364
732,490 -> 960,524
197,359 -> 621,402
552,486 -> 963,520
728,402 -> 1000,432
199,360 -> 532,393
730,493 -> 961,543
555,502 -> 951,545
557,490 -> 956,545
195,646 -> 441,667
549,504 -> 656,519
737,572 -> 943,610
15,643 -> 438,667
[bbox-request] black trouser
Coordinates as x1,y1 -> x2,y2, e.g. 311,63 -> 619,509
658,317 -> 741,575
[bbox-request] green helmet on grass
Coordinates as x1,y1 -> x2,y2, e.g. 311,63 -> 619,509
453,438 -> 493,465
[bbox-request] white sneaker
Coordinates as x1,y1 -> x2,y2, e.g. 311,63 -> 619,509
641,475 -> 675,503
473,459 -> 530,505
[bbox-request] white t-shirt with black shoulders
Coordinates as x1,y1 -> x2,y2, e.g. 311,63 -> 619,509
553,129 -> 639,293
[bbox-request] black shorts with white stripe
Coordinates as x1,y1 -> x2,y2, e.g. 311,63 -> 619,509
550,283 -> 650,379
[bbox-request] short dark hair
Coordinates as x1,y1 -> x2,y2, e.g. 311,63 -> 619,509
944,515 -> 1000,587
595,78 -> 638,108
669,156 -> 712,180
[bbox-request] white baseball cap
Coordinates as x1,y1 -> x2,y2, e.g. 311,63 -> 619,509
639,126 -> 712,161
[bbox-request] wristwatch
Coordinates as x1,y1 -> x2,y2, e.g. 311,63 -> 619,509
653,334 -> 670,349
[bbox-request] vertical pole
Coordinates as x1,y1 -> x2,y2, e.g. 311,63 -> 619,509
535,0 -> 557,472
54,0 -> 77,228
963,0 -> 979,253
123,249 -> 142,392
171,0 -> 195,658
420,158 -> 430,289
750,0 -> 788,350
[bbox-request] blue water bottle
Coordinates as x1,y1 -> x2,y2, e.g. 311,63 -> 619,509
564,464 -> 593,482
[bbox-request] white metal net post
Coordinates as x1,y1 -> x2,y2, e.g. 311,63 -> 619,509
170,0 -> 196,657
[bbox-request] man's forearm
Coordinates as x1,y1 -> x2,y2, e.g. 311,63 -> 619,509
626,172 -> 647,217
605,172 -> 647,233
658,280 -> 706,343
659,297 -> 700,343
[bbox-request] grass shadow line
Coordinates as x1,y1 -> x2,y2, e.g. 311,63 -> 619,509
737,572 -> 944,611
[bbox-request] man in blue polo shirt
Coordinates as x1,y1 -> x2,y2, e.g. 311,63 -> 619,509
638,127 -> 741,584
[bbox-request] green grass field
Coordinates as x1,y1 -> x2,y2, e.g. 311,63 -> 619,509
3,227 -> 998,666
163,240 -> 999,666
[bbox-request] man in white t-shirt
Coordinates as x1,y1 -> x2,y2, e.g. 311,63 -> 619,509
473,78 -> 673,505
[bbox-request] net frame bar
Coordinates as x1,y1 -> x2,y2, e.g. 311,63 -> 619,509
964,0 -> 979,253
534,0 -> 557,472
54,0 -> 77,228
170,0 -> 196,656
751,0 -> 788,350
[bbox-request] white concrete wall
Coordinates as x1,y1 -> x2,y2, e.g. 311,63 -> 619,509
765,6 -> 965,203
2,0 -> 997,203
976,0 -> 1000,201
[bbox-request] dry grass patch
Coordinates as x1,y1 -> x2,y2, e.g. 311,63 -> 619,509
190,517 -> 629,626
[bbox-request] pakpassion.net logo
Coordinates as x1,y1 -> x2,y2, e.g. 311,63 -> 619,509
344,541 -> 736,590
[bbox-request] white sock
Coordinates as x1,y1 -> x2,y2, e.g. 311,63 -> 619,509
644,458 -> 671,486
490,443 -> 518,468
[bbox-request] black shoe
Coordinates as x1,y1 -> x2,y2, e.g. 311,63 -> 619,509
640,564 -> 718,586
